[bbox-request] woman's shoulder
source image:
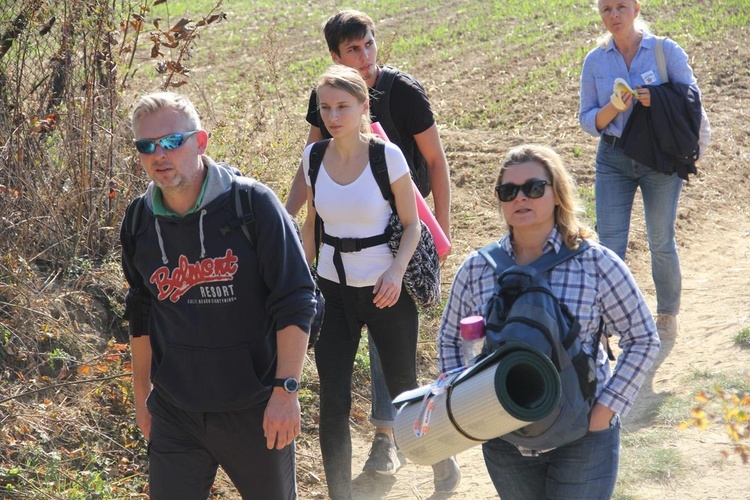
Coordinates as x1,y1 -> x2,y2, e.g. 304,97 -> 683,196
578,239 -> 632,274
382,141 -> 410,173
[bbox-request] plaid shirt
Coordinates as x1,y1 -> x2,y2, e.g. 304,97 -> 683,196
437,228 -> 660,417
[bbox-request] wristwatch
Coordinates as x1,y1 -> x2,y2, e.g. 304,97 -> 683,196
273,377 -> 299,394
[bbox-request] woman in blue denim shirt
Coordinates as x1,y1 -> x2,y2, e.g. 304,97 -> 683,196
579,0 -> 709,341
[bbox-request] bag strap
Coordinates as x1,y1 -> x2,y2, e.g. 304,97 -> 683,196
368,137 -> 395,208
373,66 -> 402,145
123,195 -> 145,258
478,240 -> 591,276
231,176 -> 258,247
308,139 -> 332,203
655,36 -> 669,84
307,139 -> 332,261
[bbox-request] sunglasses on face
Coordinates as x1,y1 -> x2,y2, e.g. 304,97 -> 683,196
134,130 -> 199,154
495,179 -> 550,202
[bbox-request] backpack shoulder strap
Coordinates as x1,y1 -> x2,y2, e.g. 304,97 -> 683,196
655,36 -> 669,84
368,137 -> 394,206
232,176 -> 258,247
308,139 -> 332,201
477,241 -> 516,275
123,194 -> 145,256
374,66 -> 402,145
530,240 -> 591,274
478,240 -> 591,276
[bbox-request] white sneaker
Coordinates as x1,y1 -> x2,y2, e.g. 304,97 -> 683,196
432,456 -> 461,493
656,314 -> 678,339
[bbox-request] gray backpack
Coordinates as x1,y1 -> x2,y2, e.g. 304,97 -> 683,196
478,241 -> 603,450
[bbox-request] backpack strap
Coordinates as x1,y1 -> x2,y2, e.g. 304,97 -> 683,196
122,195 -> 145,258
529,241 -> 591,274
308,139 -> 332,202
477,240 -> 515,273
374,66 -> 402,145
230,176 -> 258,247
479,239 -> 590,276
368,137 -> 395,207
307,139 -> 332,262
655,36 -> 669,84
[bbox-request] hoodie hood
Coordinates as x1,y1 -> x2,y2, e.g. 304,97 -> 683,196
142,155 -> 242,265
142,155 -> 239,212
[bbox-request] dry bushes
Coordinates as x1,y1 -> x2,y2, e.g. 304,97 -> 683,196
0,1 -> 228,496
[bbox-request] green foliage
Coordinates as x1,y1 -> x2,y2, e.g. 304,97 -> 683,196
577,185 -> 597,228
735,327 -> 750,348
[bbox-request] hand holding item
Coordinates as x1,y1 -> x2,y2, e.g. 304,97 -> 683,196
635,86 -> 651,107
610,78 -> 638,111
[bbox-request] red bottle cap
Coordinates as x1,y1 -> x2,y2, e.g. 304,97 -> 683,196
459,316 -> 485,340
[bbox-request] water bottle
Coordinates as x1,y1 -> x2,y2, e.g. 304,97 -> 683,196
460,316 -> 486,365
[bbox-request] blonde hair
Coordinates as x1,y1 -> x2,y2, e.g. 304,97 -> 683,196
596,0 -> 651,47
495,145 -> 595,249
316,65 -> 372,134
131,92 -> 202,134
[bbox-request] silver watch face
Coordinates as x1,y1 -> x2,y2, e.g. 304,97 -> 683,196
283,378 -> 299,393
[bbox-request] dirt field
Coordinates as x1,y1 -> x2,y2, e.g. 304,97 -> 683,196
287,7 -> 750,500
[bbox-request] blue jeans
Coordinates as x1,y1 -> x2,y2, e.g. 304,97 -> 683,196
595,140 -> 683,315
482,417 -> 620,500
369,332 -> 397,427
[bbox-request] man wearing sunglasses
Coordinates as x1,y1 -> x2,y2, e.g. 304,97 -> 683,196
121,91 -> 316,499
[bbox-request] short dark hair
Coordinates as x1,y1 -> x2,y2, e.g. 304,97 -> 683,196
323,10 -> 376,55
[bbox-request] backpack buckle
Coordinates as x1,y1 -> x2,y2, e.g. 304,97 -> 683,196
338,237 -> 362,253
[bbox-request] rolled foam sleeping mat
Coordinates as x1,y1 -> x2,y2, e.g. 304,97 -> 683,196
393,343 -> 561,465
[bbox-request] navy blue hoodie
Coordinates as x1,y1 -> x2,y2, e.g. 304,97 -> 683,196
121,157 -> 316,412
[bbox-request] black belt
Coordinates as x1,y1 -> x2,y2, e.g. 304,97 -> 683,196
601,134 -> 620,147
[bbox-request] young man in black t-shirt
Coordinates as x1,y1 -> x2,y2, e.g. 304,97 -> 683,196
284,9 -> 459,494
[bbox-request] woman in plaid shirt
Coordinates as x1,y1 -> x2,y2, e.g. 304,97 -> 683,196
437,144 -> 660,499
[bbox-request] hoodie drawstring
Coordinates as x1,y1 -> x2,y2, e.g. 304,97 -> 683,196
199,210 -> 207,259
154,219 -> 169,265
153,210 -> 208,264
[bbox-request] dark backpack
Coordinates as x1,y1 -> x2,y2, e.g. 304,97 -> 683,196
477,241 -> 602,450
121,176 -> 324,349
373,66 -> 431,197
316,66 -> 431,197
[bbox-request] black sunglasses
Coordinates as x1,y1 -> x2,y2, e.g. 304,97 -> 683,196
134,130 -> 199,154
495,180 -> 550,202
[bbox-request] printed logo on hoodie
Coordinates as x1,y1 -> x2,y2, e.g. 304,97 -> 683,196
150,249 -> 239,303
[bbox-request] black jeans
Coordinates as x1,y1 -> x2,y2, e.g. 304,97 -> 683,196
315,277 -> 418,500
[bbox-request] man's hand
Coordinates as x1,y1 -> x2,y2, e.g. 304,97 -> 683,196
135,403 -> 152,441
263,389 -> 301,450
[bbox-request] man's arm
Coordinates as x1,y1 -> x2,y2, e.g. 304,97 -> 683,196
263,324 -> 308,450
130,334 -> 153,440
413,123 -> 451,249
285,125 -> 324,216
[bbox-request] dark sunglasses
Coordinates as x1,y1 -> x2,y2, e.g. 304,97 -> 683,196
134,130 -> 199,154
495,180 -> 550,202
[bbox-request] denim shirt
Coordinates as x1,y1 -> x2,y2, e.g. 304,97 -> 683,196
579,32 -> 700,138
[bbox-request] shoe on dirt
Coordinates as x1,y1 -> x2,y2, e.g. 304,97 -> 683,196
363,433 -> 401,475
432,456 -> 461,493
